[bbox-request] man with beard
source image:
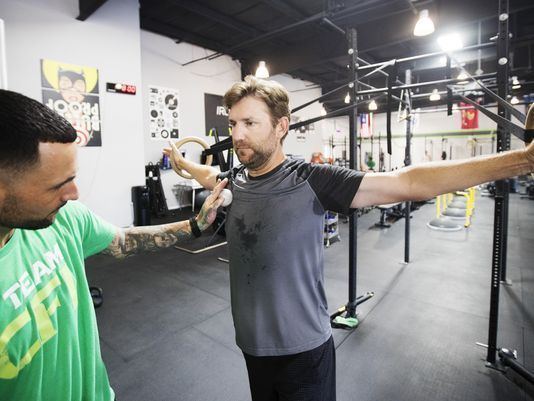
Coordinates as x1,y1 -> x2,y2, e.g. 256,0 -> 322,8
164,75 -> 534,401
0,89 -> 227,401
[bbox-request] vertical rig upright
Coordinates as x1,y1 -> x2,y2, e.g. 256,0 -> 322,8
486,0 -> 511,365
346,27 -> 359,318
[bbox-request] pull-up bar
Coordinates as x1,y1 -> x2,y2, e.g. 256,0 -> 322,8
357,42 -> 495,72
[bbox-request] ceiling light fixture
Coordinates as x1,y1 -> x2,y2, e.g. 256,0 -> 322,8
413,9 -> 435,37
437,33 -> 463,52
368,99 -> 378,111
344,93 -> 350,104
255,61 -> 269,78
456,71 -> 469,84
510,96 -> 519,105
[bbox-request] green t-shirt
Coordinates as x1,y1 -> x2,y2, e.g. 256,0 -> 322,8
0,201 -> 117,401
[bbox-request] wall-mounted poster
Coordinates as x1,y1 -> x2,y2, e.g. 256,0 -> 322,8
41,59 -> 101,147
291,115 -> 307,142
148,85 -> 180,141
204,93 -> 231,138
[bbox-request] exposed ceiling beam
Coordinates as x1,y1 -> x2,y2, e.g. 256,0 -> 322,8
165,0 -> 259,36
197,0 -> 399,59
260,0 -> 306,21
77,0 -> 108,21
141,17 -> 231,56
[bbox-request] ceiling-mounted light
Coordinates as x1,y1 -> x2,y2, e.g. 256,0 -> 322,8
510,96 -> 519,105
344,93 -> 350,104
437,33 -> 463,52
413,9 -> 435,37
320,106 -> 327,116
255,61 -> 269,78
456,71 -> 468,84
512,76 -> 521,89
368,99 -> 378,111
429,89 -> 441,101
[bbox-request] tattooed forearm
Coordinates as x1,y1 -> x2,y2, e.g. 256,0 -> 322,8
102,220 -> 193,259
101,178 -> 227,259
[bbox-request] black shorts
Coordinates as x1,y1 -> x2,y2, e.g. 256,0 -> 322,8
243,336 -> 336,401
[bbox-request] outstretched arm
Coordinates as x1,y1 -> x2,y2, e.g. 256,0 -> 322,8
102,179 -> 227,259
163,141 -> 219,190
352,104 -> 534,208
352,147 -> 532,208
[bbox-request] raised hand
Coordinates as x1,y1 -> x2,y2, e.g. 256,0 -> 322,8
196,178 -> 228,230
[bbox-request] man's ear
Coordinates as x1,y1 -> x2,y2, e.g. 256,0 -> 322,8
276,117 -> 289,140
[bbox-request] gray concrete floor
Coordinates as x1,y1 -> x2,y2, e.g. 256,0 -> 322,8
86,192 -> 534,401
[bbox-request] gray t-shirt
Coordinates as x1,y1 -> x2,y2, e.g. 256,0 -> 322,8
220,158 -> 364,356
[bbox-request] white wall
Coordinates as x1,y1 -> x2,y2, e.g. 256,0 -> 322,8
141,30 -> 242,166
0,0 -> 145,227
272,74 -> 324,159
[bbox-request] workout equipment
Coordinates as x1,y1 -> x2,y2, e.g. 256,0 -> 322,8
426,193 -> 463,231
472,3 -> 534,385
330,292 -> 374,329
373,203 -> 403,229
193,189 -> 211,211
145,163 -> 167,218
131,185 -> 151,226
170,137 -> 213,179
90,286 -> 103,308
212,210 -> 227,237
427,189 -> 475,231
220,188 -> 233,207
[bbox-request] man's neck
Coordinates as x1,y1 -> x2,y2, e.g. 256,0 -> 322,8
248,149 -> 287,177
0,226 -> 14,249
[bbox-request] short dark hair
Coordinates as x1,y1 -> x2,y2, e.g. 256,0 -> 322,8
0,89 -> 77,174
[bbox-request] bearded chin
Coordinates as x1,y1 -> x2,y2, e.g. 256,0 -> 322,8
241,153 -> 268,170
0,216 -> 54,230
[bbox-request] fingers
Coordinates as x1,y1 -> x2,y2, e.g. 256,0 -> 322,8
169,156 -> 178,172
169,140 -> 181,156
211,178 -> 228,198
203,178 -> 228,211
212,196 -> 225,210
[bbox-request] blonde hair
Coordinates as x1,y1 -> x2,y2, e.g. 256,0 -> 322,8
223,75 -> 291,142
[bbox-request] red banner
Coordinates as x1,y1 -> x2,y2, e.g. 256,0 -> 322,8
460,102 -> 478,129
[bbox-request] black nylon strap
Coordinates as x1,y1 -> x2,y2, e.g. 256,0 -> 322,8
189,217 -> 202,237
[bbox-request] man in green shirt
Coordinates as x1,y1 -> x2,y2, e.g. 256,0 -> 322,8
0,89 -> 226,401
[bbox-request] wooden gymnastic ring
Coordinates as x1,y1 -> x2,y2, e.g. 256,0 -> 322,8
171,137 -> 213,179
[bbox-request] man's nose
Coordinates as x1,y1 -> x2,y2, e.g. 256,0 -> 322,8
61,181 -> 79,202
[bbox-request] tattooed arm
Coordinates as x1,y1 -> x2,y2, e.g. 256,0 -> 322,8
102,178 -> 227,259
